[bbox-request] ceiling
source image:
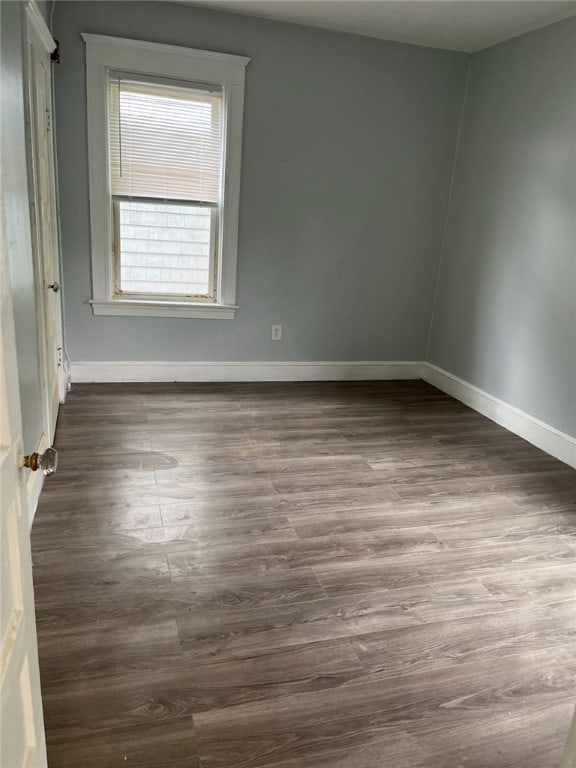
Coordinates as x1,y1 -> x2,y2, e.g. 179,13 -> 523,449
179,0 -> 576,52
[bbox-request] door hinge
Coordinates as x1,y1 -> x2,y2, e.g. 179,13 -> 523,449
57,347 -> 63,367
50,41 -> 61,64
46,108 -> 52,133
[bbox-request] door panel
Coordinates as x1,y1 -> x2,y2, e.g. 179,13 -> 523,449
0,201 -> 48,766
25,5 -> 64,440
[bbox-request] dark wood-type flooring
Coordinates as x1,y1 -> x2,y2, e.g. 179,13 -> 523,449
31,381 -> 576,767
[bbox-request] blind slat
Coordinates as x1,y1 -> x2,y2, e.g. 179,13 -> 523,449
108,78 -> 223,204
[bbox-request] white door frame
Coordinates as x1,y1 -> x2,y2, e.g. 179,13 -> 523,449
23,0 -> 66,445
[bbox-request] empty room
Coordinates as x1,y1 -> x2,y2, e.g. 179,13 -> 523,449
1,0 -> 576,766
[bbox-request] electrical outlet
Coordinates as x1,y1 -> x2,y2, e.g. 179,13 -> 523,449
272,324 -> 282,341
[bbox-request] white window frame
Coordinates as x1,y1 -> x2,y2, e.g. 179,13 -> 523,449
83,34 -> 249,319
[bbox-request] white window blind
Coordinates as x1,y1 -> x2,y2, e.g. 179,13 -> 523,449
108,76 -> 223,204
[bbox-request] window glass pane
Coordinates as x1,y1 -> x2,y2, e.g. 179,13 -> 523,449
117,201 -> 213,297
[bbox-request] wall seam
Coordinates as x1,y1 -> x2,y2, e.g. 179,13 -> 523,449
424,56 -> 472,363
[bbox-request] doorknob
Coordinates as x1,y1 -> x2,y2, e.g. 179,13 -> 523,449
47,282 -> 60,293
23,447 -> 58,476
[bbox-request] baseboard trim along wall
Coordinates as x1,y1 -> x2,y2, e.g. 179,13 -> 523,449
70,360 -> 423,383
69,359 -> 576,469
422,363 -> 576,470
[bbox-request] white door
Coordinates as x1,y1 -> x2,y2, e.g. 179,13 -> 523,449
0,198 -> 48,764
25,3 -> 65,441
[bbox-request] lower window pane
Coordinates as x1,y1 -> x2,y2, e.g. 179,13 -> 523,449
117,201 -> 213,297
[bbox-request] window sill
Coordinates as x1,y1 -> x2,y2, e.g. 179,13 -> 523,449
90,299 -> 237,319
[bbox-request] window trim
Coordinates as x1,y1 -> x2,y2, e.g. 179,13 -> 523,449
82,33 -> 249,319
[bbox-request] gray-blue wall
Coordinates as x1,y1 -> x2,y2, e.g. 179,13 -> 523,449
36,0 -> 51,24
53,1 -> 468,362
428,19 -> 576,436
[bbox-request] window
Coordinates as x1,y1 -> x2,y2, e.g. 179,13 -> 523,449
83,35 -> 249,318
109,77 -> 222,300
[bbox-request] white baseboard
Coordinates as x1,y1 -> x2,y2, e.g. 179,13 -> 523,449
26,432 -> 48,528
422,363 -> 576,469
70,360 -> 423,383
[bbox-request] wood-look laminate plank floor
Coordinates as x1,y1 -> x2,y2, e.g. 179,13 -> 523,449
31,381 -> 576,768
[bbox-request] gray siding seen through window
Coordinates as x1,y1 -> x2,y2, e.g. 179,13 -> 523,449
117,201 -> 213,296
